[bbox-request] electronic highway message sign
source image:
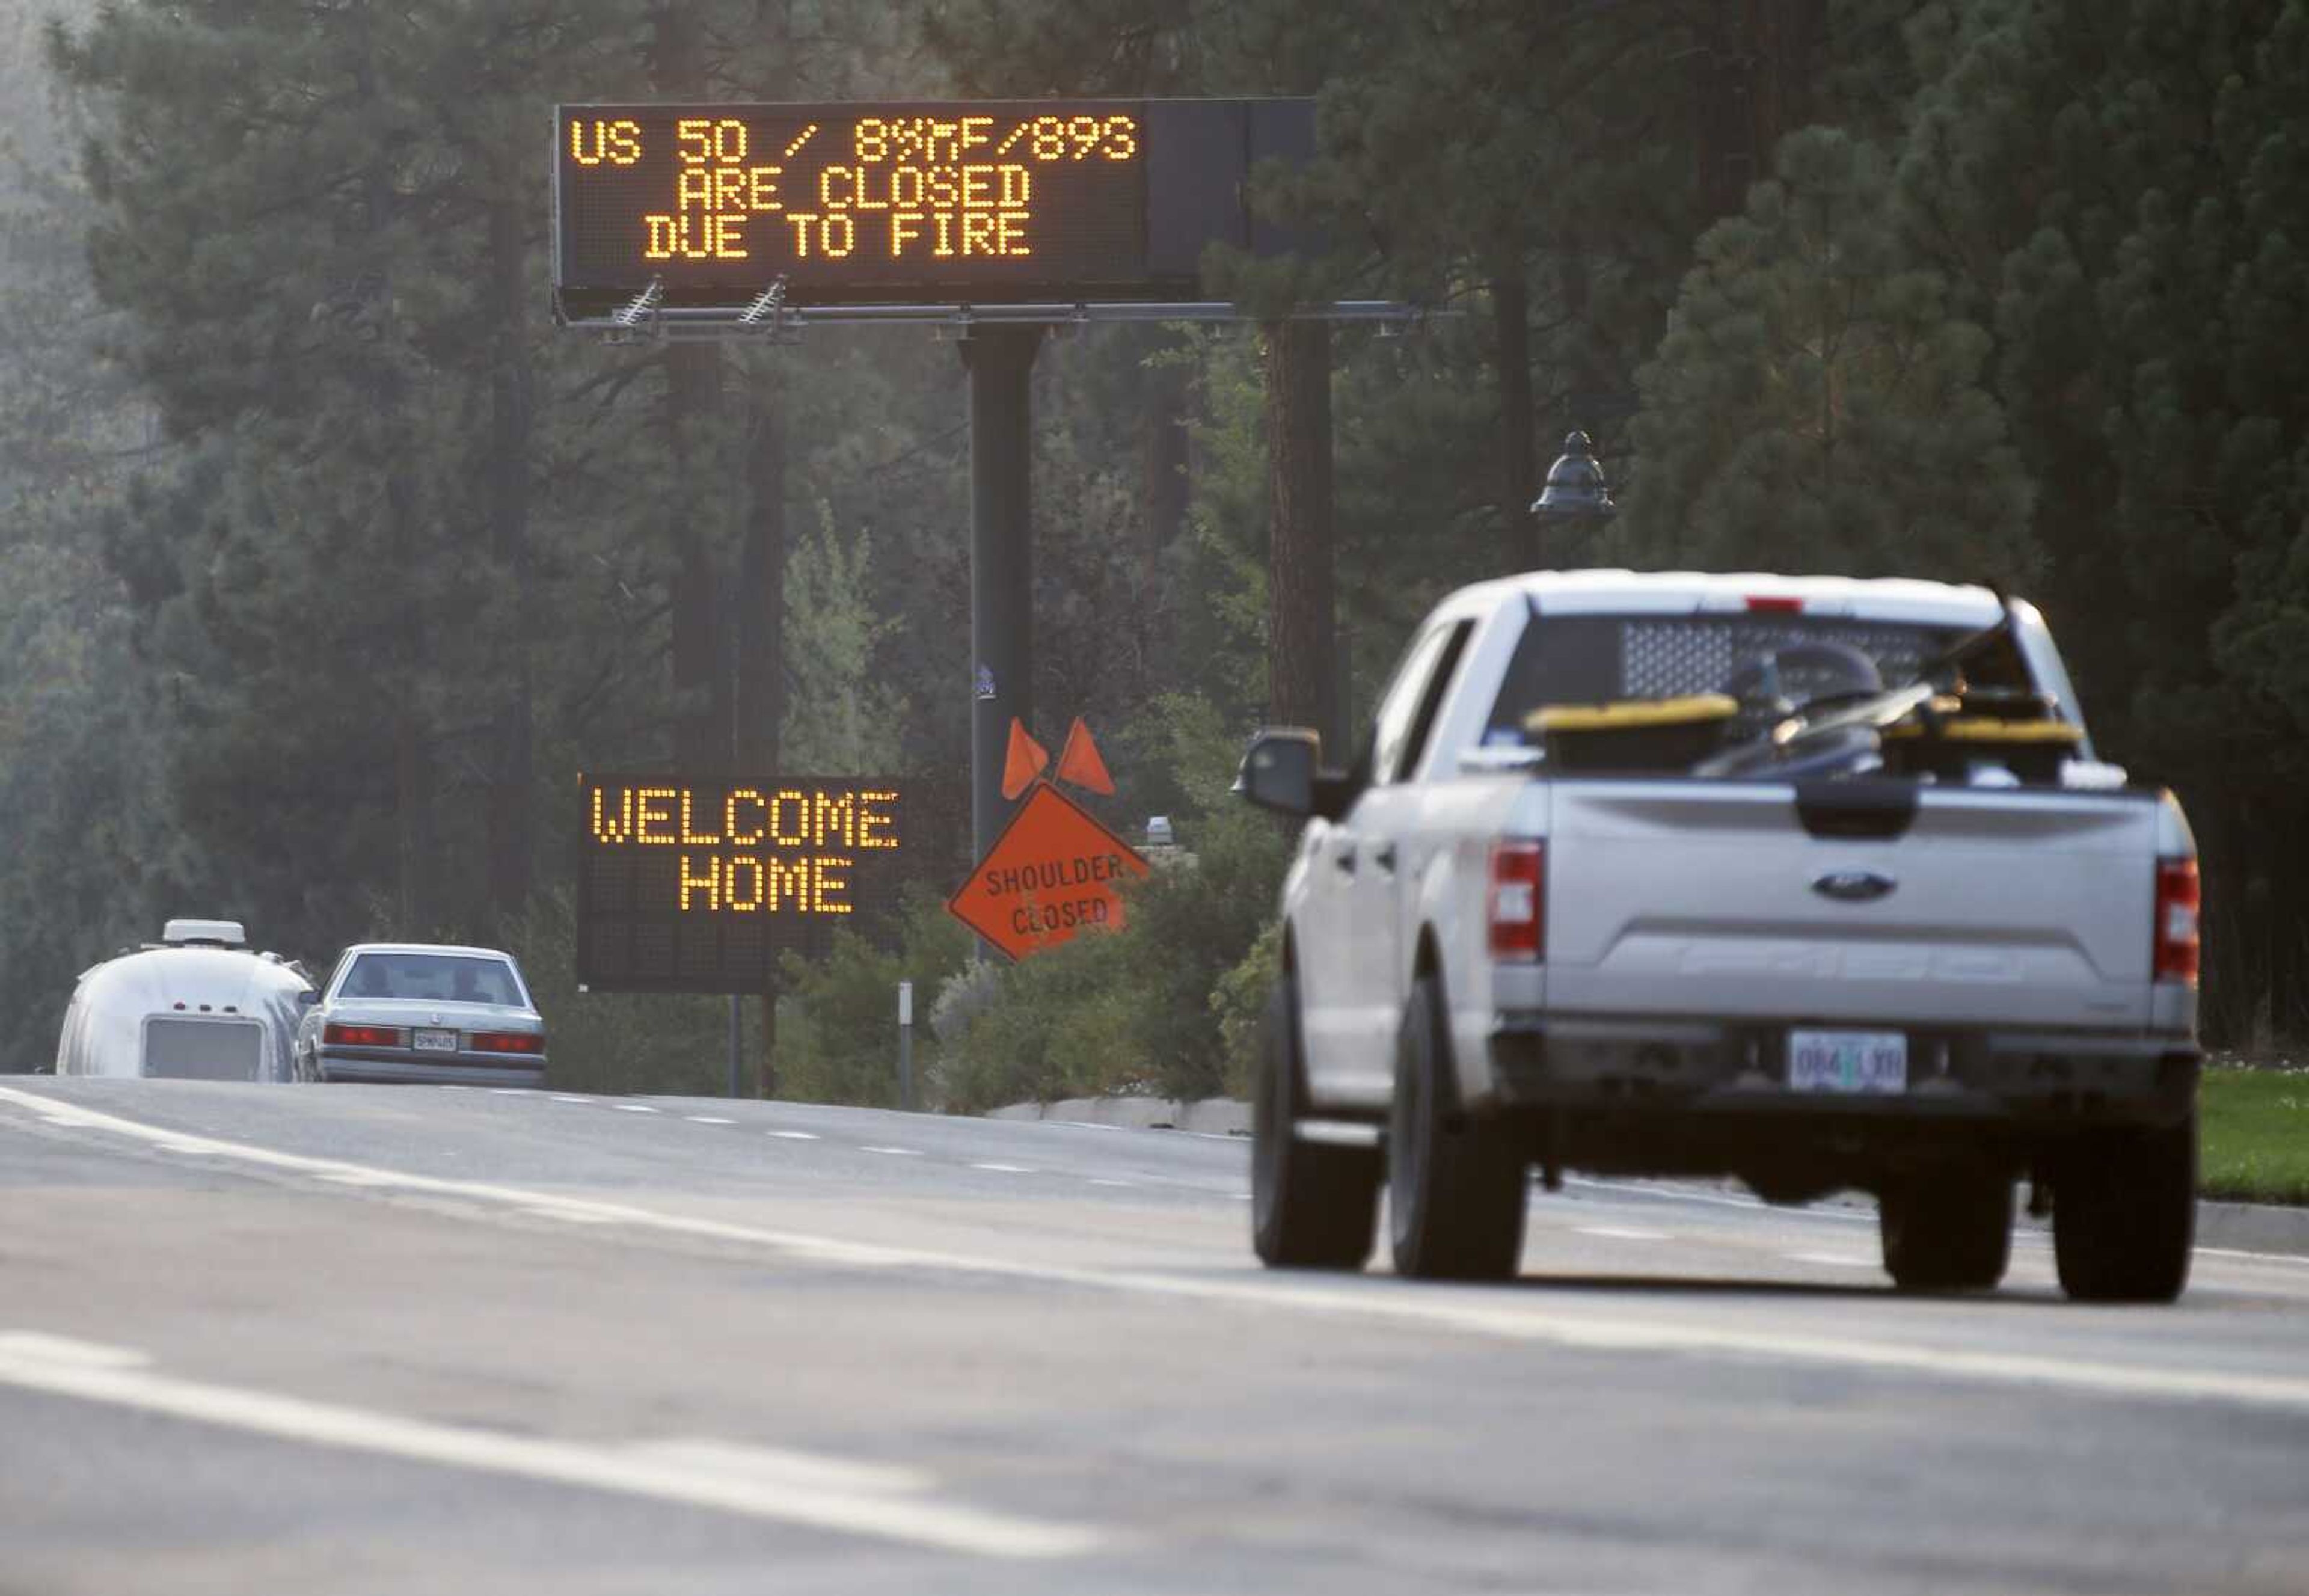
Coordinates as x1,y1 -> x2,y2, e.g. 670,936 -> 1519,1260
553,99 -> 1316,313
577,775 -> 910,993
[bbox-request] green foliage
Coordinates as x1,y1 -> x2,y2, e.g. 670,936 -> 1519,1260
2200,1067 -> 2309,1206
1617,129 -> 2040,585
771,899 -> 972,1106
13,0 -> 2309,1084
932,799 -> 1289,1112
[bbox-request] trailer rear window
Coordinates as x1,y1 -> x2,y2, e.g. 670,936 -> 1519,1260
143,1017 -> 265,1081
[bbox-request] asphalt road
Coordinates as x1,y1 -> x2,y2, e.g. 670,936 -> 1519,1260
2,1079 -> 2305,1596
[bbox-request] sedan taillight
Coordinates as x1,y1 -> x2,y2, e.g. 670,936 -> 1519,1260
1489,840 -> 1545,962
471,1031 -> 544,1055
323,1023 -> 403,1048
2154,857 -> 2201,985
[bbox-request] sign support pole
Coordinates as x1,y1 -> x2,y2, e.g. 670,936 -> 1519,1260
962,324 -> 1044,867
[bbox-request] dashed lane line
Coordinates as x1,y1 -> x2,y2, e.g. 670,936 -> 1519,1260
685,1116 -> 738,1126
767,1131 -> 820,1141
11,1086 -> 2309,1417
0,1331 -> 1101,1559
1573,1226 -> 1672,1242
859,1146 -> 923,1158
970,1164 -> 1037,1174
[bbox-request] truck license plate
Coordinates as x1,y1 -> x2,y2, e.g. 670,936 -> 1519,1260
1787,1030 -> 1906,1094
412,1028 -> 459,1053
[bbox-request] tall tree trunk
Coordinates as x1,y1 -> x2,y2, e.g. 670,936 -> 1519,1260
736,361 -> 787,773
1492,262 -> 1536,568
655,5 -> 726,775
738,361 -> 788,1099
1141,343 -> 1191,681
485,192 -> 535,927
1263,321 -> 1337,748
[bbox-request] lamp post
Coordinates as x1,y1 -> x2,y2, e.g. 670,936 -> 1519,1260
1528,429 -> 1616,569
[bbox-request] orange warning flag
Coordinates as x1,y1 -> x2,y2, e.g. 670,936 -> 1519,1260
1002,718 -> 1050,800
1056,716 -> 1117,796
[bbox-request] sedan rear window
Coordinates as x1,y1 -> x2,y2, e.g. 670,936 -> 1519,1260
340,954 -> 525,1006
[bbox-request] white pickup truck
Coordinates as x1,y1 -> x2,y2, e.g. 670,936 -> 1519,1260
1237,572 -> 2201,1301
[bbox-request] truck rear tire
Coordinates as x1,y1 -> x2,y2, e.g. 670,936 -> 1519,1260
1252,975 -> 1379,1270
2053,1113 -> 2196,1303
1879,1171 -> 2012,1292
1388,974 -> 1527,1282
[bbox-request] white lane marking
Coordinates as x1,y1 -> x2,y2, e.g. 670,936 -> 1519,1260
486,1088 -> 534,1096
1046,1120 -> 1126,1132
611,1104 -> 659,1114
1087,1179 -> 1135,1188
970,1163 -> 1036,1174
1786,1252 -> 1880,1270
767,1131 -> 820,1141
13,1086 -> 2309,1416
685,1116 -> 738,1126
1573,1226 -> 1672,1242
551,1096 -> 592,1105
2195,1245 -> 2309,1269
858,1146 -> 922,1158
0,1331 -> 1099,1559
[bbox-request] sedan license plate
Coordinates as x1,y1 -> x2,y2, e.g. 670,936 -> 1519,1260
1788,1030 -> 1907,1094
412,1028 -> 460,1054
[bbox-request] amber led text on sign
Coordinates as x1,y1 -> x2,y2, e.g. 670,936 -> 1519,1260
577,776 -> 909,993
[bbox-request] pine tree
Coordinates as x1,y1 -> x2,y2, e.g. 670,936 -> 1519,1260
1617,128 -> 2038,584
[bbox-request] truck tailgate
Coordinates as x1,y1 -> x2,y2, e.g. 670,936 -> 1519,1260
1544,781 -> 2159,1030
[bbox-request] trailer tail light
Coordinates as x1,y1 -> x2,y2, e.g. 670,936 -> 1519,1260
2154,858 -> 2200,985
1744,595 -> 1805,613
323,1023 -> 403,1048
1489,840 -> 1545,962
471,1031 -> 544,1055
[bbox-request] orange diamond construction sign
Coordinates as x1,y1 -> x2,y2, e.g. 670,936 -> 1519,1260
948,782 -> 1151,961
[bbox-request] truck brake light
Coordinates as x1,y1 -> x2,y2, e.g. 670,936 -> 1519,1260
1489,841 -> 1545,961
2154,858 -> 2200,984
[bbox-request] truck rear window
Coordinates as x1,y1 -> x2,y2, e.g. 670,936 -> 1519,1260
1484,613 -> 2031,746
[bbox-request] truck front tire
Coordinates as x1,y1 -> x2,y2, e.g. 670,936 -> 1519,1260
1388,975 -> 1527,1282
1252,975 -> 1380,1271
2053,1113 -> 2196,1303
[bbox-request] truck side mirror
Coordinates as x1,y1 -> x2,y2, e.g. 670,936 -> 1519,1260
298,989 -> 319,1007
1235,729 -> 1323,817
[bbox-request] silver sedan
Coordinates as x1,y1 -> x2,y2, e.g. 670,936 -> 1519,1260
297,944 -> 548,1087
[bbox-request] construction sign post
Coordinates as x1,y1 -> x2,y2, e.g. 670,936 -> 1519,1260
948,781 -> 1149,961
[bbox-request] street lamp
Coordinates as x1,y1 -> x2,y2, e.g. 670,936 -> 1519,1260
1529,429 -> 1616,569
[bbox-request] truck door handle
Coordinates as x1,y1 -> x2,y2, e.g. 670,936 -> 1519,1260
1371,842 -> 1398,874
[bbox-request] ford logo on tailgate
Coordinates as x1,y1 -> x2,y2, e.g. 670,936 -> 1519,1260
1814,870 -> 1897,903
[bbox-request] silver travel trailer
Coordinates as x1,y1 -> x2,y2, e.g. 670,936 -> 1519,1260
53,920 -> 314,1082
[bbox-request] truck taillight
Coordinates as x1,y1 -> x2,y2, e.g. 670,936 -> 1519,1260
323,1023 -> 402,1048
1489,840 -> 1545,961
471,1031 -> 544,1055
2154,858 -> 2200,985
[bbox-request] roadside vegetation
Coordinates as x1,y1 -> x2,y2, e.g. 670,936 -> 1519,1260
5,1 -> 2309,1116
2200,1068 -> 2309,1207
